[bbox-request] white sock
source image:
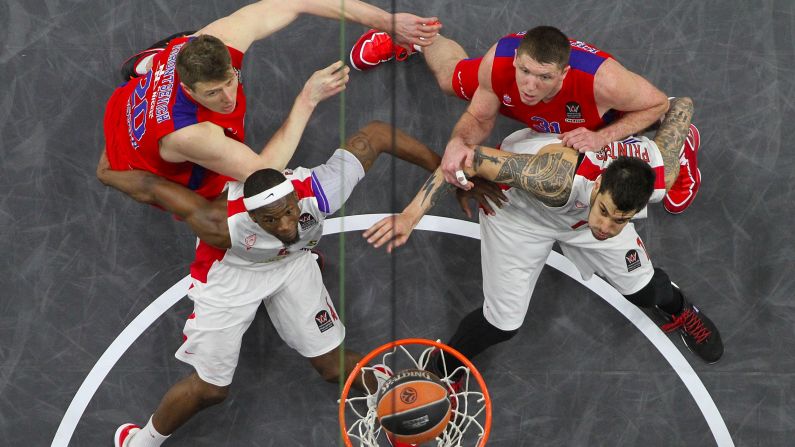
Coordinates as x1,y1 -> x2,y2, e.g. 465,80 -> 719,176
129,416 -> 170,447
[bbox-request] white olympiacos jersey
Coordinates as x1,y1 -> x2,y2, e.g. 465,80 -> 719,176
223,167 -> 329,269
190,166 -> 332,283
499,128 -> 666,229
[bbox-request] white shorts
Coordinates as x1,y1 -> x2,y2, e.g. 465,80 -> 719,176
177,251 -> 345,386
480,206 -> 654,331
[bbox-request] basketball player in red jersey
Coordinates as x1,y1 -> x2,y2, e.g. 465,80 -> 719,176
98,0 -> 443,204
350,25 -> 701,214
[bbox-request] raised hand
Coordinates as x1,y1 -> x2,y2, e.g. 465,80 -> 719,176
363,213 -> 417,253
302,60 -> 351,107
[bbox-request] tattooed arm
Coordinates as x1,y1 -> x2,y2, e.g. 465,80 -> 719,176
652,97 -> 694,190
363,167 -> 454,252
362,142 -> 580,251
466,145 -> 579,207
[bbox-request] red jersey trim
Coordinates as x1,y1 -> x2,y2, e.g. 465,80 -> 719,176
228,197 -> 246,217
292,177 -> 315,200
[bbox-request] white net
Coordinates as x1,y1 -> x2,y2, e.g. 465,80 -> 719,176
340,340 -> 489,447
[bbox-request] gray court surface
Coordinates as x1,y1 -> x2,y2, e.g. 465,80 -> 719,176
2,1 -> 794,446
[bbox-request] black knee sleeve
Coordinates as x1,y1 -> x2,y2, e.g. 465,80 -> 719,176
433,307 -> 518,376
623,267 -> 683,314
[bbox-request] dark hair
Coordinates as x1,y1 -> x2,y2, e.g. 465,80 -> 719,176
598,157 -> 655,213
176,34 -> 233,89
244,168 -> 288,199
517,26 -> 571,69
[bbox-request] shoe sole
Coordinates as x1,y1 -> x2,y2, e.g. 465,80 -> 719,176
114,424 -> 139,447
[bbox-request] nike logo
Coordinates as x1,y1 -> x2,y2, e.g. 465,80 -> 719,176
501,102 -> 516,107
184,350 -> 195,355
265,193 -> 274,199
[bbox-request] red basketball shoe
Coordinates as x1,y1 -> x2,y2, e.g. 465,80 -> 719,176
349,29 -> 416,71
114,423 -> 141,447
663,124 -> 701,214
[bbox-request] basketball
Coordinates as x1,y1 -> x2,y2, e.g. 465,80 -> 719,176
376,369 -> 452,444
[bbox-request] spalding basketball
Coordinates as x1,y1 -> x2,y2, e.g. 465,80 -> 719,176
376,369 -> 451,444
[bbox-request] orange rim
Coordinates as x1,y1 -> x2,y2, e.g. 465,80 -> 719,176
339,338 -> 491,446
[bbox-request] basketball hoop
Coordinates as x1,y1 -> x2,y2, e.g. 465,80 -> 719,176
339,338 -> 491,446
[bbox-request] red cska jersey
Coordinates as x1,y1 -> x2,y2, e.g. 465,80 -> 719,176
490,32 -> 617,134
103,36 -> 246,199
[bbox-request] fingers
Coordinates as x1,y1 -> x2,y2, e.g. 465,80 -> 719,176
363,218 -> 401,249
560,128 -> 605,152
415,19 -> 442,43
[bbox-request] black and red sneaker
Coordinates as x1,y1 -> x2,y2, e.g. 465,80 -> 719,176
658,287 -> 723,364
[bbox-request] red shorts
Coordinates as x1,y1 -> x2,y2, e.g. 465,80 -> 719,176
451,58 -> 483,101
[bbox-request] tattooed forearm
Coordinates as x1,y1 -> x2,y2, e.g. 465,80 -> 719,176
472,146 -> 501,171
654,97 -> 694,188
418,169 -> 455,210
473,148 -> 574,207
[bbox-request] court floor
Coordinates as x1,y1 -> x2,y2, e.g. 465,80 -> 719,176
2,1 -> 794,446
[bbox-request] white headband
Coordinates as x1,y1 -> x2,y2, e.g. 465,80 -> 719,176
243,179 -> 295,211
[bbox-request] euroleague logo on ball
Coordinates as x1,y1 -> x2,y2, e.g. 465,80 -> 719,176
400,387 -> 418,404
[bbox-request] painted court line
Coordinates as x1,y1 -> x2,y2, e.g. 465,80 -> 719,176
52,214 -> 733,446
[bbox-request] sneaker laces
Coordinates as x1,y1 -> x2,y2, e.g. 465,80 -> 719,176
661,308 -> 711,344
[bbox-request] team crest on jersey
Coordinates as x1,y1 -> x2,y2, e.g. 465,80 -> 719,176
565,102 -> 585,123
299,213 -> 318,231
502,94 -> 514,107
315,310 -> 334,333
575,200 -> 587,209
244,234 -> 257,250
625,249 -> 642,272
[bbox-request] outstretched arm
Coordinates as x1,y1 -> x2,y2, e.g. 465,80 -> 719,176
441,45 -> 501,189
96,152 -> 231,248
197,0 -> 442,53
363,167 -> 453,252
652,97 -> 694,190
161,60 -> 349,180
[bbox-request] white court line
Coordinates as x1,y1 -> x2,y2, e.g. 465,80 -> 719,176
52,214 -> 733,446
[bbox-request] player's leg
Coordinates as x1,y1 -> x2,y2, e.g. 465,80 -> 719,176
116,293 -> 260,447
420,35 -> 469,96
308,345 -> 382,392
343,121 -> 441,172
134,373 -> 229,444
561,224 -> 723,363
431,206 -> 555,376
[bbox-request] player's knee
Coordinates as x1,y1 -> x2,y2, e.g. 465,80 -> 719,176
310,351 -> 343,383
190,374 -> 230,406
471,308 -> 519,343
623,267 -> 672,308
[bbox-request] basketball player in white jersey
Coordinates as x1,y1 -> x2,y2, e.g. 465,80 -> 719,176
106,121 -> 453,447
365,97 -> 723,379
